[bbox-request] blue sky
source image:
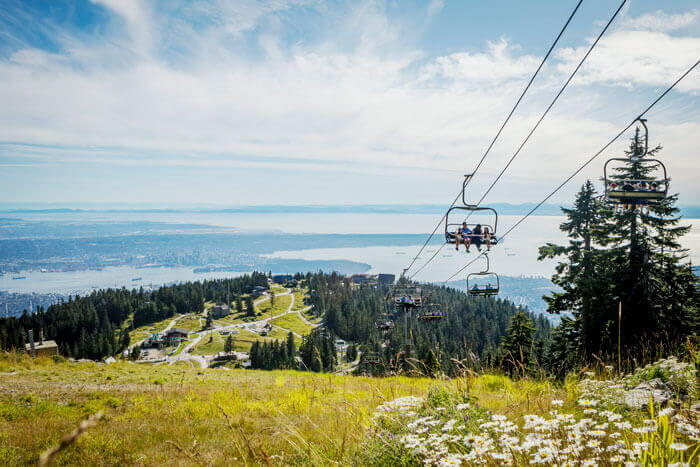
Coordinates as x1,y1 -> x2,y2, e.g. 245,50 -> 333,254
0,0 -> 698,206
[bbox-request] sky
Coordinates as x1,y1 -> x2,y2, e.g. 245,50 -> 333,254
0,0 -> 698,207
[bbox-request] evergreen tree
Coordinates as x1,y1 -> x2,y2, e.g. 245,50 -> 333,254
541,129 -> 698,366
501,311 -> 535,376
538,181 -> 615,357
245,296 -> 256,317
224,335 -> 234,353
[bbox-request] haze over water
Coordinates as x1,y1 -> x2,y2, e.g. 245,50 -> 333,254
1,211 -> 697,295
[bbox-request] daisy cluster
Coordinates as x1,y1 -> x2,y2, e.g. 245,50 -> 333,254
394,401 -> 698,466
371,369 -> 699,467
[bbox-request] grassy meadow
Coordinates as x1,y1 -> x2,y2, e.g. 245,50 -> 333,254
0,352 -> 451,465
1,352 -> 698,465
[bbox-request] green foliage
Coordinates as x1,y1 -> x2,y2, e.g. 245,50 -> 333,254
500,311 -> 535,375
540,136 -> 698,369
307,272 -> 550,376
622,356 -> 697,397
223,335 -> 233,354
0,272 -> 268,360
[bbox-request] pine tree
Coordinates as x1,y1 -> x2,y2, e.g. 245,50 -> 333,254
224,335 -> 234,354
538,181 -> 616,356
501,311 -> 535,376
245,296 -> 256,317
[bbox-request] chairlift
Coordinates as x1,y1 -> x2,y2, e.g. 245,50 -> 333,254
365,352 -> 380,365
419,303 -> 443,321
603,119 -> 669,206
375,314 -> 395,331
445,175 -> 499,246
467,254 -> 500,296
389,284 -> 423,308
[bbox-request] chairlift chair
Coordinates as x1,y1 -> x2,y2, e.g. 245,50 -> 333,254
444,175 -> 499,245
390,285 -> 423,308
365,352 -> 380,365
603,118 -> 669,206
466,254 -> 500,296
375,314 -> 395,331
419,303 -> 443,321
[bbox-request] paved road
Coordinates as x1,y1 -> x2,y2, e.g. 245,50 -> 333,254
165,287 -> 318,368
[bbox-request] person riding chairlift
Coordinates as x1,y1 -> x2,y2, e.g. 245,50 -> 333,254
455,222 -> 471,251
469,224 -> 483,252
482,226 -> 493,251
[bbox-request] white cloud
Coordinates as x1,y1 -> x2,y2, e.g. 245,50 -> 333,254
0,2 -> 698,204
555,29 -> 700,92
419,38 -> 541,84
622,9 -> 698,32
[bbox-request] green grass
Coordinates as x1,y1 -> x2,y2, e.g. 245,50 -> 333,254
270,312 -> 314,336
301,307 -> 323,325
291,289 -> 310,311
192,334 -> 225,355
270,284 -> 287,294
255,294 -> 292,319
2,353 -> 693,466
174,315 -> 204,333
0,352 -> 449,465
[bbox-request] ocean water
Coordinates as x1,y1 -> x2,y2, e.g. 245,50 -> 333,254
1,212 -> 697,294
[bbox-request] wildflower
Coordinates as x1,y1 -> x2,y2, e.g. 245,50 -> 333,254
578,398 -> 598,407
588,430 -> 606,438
668,463 -> 690,467
585,439 -> 600,449
455,403 -> 470,411
551,399 -> 564,406
610,455 -> 623,462
582,460 -> 598,467
584,408 -> 598,415
669,442 -> 689,451
658,407 -> 674,417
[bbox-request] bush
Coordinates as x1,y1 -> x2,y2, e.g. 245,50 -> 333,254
623,357 -> 697,397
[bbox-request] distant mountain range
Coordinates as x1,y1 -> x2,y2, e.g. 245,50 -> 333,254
2,203 -> 699,217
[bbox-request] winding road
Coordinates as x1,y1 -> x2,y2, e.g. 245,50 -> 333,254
160,286 -> 319,368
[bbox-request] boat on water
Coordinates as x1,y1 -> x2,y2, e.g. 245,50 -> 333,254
131,277 -> 142,281
12,276 -> 27,280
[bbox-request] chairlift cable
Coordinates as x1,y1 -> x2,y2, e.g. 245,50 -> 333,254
462,0 -> 627,223
441,59 -> 699,283
415,0 -> 627,281
400,0 -> 585,276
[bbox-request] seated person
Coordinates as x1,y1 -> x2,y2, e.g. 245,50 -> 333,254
483,226 -> 493,251
470,224 -> 483,252
622,181 -> 635,191
638,181 -> 649,191
405,296 -> 416,308
471,284 -> 479,291
455,222 -> 471,251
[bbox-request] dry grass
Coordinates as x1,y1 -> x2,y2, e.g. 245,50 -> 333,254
0,352 -> 454,465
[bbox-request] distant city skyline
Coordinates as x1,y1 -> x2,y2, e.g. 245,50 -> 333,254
1,0 -> 698,206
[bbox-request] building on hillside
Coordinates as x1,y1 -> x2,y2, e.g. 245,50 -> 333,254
25,340 -> 58,357
166,328 -> 189,343
349,274 -> 377,285
252,286 -> 267,298
377,273 -> 395,285
210,304 -> 230,319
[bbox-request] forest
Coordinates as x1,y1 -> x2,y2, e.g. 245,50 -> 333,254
0,272 -> 269,358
